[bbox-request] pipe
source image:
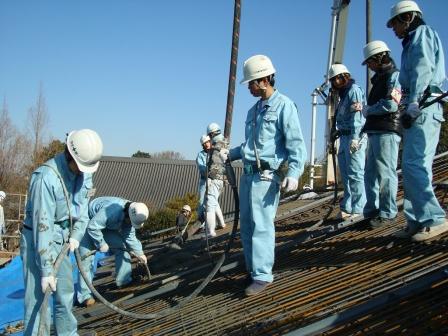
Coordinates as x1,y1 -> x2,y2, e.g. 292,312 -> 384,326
310,90 -> 318,189
223,0 -> 241,139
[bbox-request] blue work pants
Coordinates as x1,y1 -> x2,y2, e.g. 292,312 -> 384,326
77,231 -> 131,303
364,133 -> 401,219
402,106 -> 446,229
337,135 -> 367,214
20,227 -> 77,336
239,173 -> 280,283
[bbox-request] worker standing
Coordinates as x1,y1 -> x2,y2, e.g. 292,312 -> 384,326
20,129 -> 103,335
196,134 -> 211,223
225,55 -> 307,296
0,191 -> 6,250
329,63 -> 367,219
77,197 -> 149,307
361,41 -> 402,227
387,0 -> 448,240
204,122 -> 226,237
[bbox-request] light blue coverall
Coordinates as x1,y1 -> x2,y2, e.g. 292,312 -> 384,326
399,24 -> 446,230
363,71 -> 401,219
20,153 -> 93,336
229,90 -> 306,283
77,197 -> 144,303
336,81 -> 367,214
196,149 -> 208,219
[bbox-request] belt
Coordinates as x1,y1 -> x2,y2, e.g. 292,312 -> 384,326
243,161 -> 271,175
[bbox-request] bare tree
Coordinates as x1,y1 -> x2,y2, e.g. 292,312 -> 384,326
27,83 -> 49,165
151,151 -> 185,160
0,98 -> 31,191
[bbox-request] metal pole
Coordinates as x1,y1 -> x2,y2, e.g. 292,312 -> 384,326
223,0 -> 241,140
310,91 -> 318,189
366,0 -> 372,94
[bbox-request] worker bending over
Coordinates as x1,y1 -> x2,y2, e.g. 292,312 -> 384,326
77,196 -> 148,307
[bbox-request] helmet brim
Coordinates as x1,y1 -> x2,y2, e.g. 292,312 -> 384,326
74,159 -> 100,174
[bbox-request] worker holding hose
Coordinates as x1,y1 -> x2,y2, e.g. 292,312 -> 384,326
20,129 -> 103,335
76,196 -> 149,307
224,55 -> 307,296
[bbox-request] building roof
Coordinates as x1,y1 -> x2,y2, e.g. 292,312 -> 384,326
93,156 -> 242,215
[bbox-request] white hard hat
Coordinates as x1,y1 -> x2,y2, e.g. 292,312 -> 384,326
129,202 -> 149,229
240,55 -> 276,84
387,1 -> 422,28
328,64 -> 350,79
0,191 -> 6,201
362,40 -> 391,65
207,122 -> 221,135
182,204 -> 191,212
66,129 -> 103,173
200,134 -> 210,145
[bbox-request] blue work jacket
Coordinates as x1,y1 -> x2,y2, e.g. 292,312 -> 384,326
229,90 -> 307,179
24,153 -> 93,276
87,197 -> 143,256
335,81 -> 366,136
399,24 -> 446,107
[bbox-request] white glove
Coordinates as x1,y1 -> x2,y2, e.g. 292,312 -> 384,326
41,275 -> 57,293
137,254 -> 147,264
349,139 -> 360,154
281,177 -> 299,193
99,243 -> 109,253
406,102 -> 421,118
68,238 -> 79,252
219,148 -> 229,162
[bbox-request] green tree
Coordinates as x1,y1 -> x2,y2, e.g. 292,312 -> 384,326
132,150 -> 151,158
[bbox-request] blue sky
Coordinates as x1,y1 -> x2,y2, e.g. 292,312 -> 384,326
1,0 -> 447,160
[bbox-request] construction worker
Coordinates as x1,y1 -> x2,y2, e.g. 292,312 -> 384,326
196,135 -> 211,222
224,55 -> 307,295
387,0 -> 448,240
361,41 -> 402,227
77,197 -> 149,307
0,191 -> 6,250
169,205 -> 192,249
204,122 -> 226,237
329,63 -> 367,219
20,129 -> 103,335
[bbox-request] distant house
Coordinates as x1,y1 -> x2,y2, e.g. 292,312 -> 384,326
93,156 -> 242,219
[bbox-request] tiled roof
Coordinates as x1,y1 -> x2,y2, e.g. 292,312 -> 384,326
93,156 -> 243,216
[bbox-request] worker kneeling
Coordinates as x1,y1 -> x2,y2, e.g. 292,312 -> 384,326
77,197 -> 149,307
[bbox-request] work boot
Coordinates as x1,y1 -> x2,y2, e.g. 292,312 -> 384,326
168,242 -> 182,250
242,274 -> 252,286
394,226 -> 420,239
370,217 -> 395,228
245,280 -> 270,296
411,220 -> 448,242
83,297 -> 96,307
337,211 -> 351,220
